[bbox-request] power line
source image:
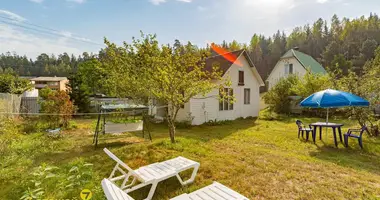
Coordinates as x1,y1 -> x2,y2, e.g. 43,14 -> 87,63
1,111 -> 137,116
0,15 -> 62,33
0,106 -> 169,116
0,17 -> 104,46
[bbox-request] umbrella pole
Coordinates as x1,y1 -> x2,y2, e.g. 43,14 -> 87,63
325,108 -> 329,138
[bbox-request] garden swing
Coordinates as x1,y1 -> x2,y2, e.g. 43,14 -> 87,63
93,104 -> 152,147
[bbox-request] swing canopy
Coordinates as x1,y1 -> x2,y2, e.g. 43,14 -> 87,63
101,104 -> 148,111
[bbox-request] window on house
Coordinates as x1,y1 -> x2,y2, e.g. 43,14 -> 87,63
285,63 -> 294,75
229,88 -> 234,110
244,88 -> 250,104
36,81 -> 48,84
289,64 -> 293,74
48,82 -> 59,86
238,71 -> 244,85
219,94 -> 223,111
219,88 -> 234,111
285,64 -> 289,74
180,91 -> 185,109
224,88 -> 229,109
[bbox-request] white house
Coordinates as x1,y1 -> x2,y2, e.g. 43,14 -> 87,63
154,49 -> 264,125
266,49 -> 327,90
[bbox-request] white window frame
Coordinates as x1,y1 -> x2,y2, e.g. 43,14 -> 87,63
285,63 -> 289,75
219,88 -> 234,111
289,64 -> 293,74
244,88 -> 250,105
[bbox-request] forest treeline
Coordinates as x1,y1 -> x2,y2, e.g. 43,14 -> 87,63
1,13 -> 380,80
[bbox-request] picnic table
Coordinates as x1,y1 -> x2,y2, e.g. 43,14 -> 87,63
309,122 -> 344,147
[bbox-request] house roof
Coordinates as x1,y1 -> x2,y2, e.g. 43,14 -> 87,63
20,76 -> 38,80
30,77 -> 68,81
281,49 -> 327,74
204,49 -> 265,86
204,49 -> 244,75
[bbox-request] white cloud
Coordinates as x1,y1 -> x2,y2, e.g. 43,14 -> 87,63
0,10 -> 26,22
317,0 -> 329,3
149,0 -> 166,5
66,0 -> 86,4
197,6 -> 207,11
149,0 -> 192,5
244,0 -> 296,11
0,24 -> 96,59
57,31 -> 94,43
29,0 -> 44,3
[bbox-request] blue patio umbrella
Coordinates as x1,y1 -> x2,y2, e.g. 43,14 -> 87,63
300,89 -> 369,123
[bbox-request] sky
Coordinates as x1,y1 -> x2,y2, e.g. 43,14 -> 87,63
1,0 -> 380,59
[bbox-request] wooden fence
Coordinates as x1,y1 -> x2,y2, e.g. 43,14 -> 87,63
20,97 -> 40,114
0,93 -> 21,118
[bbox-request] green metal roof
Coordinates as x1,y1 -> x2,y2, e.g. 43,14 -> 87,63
281,49 -> 327,74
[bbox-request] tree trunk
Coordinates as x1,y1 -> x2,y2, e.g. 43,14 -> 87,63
167,117 -> 176,143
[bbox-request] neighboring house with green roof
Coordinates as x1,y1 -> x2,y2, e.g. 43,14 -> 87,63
266,49 -> 327,90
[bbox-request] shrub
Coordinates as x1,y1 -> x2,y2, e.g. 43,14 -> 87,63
0,118 -> 20,155
22,117 -> 48,133
335,47 -> 380,136
245,116 -> 258,123
259,108 -> 280,121
204,119 -> 233,126
175,121 -> 192,129
39,88 -> 76,129
263,75 -> 299,114
292,71 -> 332,99
0,72 -> 33,94
264,71 -> 332,115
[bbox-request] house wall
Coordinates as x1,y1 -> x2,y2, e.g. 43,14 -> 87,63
176,101 -> 191,122
176,54 -> 261,125
33,79 -> 69,91
59,79 -> 69,91
22,89 -> 39,97
266,57 -> 306,90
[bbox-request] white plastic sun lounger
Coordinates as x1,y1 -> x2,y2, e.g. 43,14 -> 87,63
170,181 -> 249,200
102,179 -> 249,200
103,148 -> 200,200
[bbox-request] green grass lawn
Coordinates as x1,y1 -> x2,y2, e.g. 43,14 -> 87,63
1,117 -> 380,199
